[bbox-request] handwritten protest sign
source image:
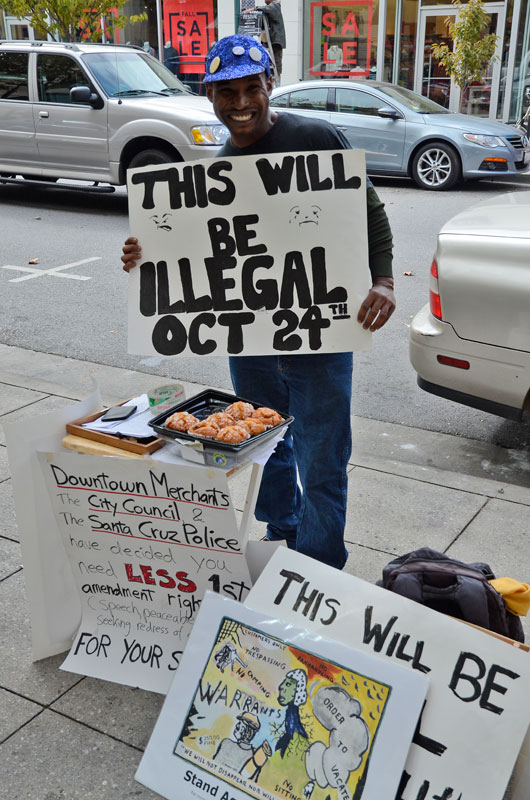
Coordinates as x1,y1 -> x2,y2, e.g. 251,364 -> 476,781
39,451 -> 252,693
136,593 -> 428,800
245,549 -> 530,800
127,150 -> 372,357
4,391 -> 102,660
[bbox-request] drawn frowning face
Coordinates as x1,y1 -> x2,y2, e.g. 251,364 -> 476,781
150,212 -> 173,231
289,205 -> 321,226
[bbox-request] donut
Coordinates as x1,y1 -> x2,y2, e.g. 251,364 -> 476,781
207,411 -> 234,429
251,407 -> 283,427
165,411 -> 198,432
225,401 -> 254,420
239,418 -> 267,436
215,424 -> 250,444
188,419 -> 220,439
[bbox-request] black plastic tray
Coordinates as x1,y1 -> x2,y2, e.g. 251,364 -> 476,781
148,390 -> 293,453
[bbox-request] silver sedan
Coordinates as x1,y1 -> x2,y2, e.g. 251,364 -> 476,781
270,80 -> 530,190
410,191 -> 530,420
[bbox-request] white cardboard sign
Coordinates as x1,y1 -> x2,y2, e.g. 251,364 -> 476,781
127,150 -> 372,357
38,451 -> 252,693
245,549 -> 530,800
4,391 -> 102,660
136,593 -> 429,800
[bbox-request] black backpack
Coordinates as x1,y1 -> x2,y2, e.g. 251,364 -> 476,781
377,547 -> 525,643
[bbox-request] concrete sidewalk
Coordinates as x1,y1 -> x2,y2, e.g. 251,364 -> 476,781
0,342 -> 528,799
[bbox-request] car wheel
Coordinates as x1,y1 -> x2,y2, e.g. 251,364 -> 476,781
411,142 -> 461,190
127,148 -> 177,170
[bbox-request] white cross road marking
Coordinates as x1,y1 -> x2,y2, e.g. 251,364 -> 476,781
1,256 -> 101,282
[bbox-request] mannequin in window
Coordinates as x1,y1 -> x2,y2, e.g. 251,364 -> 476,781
325,44 -> 342,72
163,41 -> 179,74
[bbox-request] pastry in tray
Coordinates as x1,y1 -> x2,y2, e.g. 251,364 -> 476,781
225,401 -> 254,420
165,411 -> 199,432
238,418 -> 267,436
207,411 -> 234,429
215,424 -> 251,444
161,399 -> 284,444
188,419 -> 220,439
251,407 -> 283,427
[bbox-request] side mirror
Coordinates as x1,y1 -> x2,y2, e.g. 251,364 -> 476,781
70,86 -> 101,108
378,107 -> 402,120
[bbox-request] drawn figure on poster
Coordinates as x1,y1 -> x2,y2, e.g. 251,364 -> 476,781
150,212 -> 173,231
275,668 -> 309,757
303,686 -> 369,799
240,737 -> 273,782
214,640 -> 247,672
289,205 -> 322,226
174,618 -> 391,800
213,712 -> 261,771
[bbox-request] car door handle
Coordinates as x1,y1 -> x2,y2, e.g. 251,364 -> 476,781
39,111 -> 49,118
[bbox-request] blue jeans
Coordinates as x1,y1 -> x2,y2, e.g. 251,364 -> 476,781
229,353 -> 353,570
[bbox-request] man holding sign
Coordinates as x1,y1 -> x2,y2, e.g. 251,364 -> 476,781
122,35 -> 395,571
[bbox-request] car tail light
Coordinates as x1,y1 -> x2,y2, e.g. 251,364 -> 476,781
430,290 -> 442,319
437,355 -> 470,369
429,258 -> 442,319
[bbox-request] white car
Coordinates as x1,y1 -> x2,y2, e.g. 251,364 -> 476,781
410,191 -> 530,421
0,40 -> 228,187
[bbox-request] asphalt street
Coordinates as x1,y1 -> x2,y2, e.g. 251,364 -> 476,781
1,173 -> 529,450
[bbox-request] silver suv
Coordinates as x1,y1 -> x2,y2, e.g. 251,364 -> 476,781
0,40 -> 228,185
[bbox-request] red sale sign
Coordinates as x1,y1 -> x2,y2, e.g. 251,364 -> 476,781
310,0 -> 373,78
164,0 -> 215,74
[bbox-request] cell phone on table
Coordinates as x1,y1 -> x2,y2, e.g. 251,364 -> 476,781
100,404 -> 137,422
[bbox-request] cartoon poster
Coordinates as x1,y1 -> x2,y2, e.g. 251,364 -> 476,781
136,594 -> 429,800
127,150 -> 372,358
245,549 -> 530,800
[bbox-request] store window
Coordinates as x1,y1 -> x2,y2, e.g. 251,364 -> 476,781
121,0 -> 159,55
501,0 -> 530,121
161,0 -> 218,93
303,1 -> 378,80
383,0 -> 396,82
8,22 -> 31,39
397,0 -> 418,88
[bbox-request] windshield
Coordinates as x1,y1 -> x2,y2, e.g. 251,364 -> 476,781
377,84 -> 450,114
83,51 -> 191,97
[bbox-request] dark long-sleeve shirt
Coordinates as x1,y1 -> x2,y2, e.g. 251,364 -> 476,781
219,112 -> 393,280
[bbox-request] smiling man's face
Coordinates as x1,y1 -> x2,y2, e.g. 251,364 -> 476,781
206,72 -> 275,148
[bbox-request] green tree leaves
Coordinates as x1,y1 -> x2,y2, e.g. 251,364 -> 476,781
431,0 -> 498,110
0,0 -> 146,42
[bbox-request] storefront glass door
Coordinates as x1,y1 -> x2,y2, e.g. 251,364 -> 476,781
415,4 -> 504,118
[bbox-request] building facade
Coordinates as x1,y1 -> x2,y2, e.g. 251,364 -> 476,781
2,0 -> 529,122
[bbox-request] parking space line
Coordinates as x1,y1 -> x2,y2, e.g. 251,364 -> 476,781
1,257 -> 101,282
